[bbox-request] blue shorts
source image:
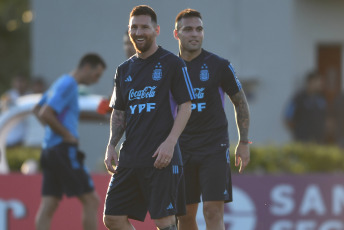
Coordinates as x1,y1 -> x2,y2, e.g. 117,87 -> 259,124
182,147 -> 233,204
40,142 -> 94,198
104,165 -> 186,221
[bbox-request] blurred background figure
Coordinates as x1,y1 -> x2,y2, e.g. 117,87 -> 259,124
30,77 -> 47,94
97,30 -> 136,115
24,77 -> 48,147
123,30 -> 136,59
0,74 -> 29,146
284,71 -> 327,144
333,92 -> 344,148
0,74 -> 28,111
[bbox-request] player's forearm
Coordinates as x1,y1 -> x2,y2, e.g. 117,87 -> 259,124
39,106 -> 74,140
33,104 -> 46,125
231,90 -> 250,141
166,101 -> 192,144
108,109 -> 126,148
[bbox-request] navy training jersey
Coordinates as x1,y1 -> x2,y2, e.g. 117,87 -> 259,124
110,47 -> 195,167
179,49 -> 242,156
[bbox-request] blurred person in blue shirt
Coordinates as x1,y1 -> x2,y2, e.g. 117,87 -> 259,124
33,53 -> 106,230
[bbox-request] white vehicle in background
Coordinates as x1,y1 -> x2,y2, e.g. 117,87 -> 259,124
0,94 -> 108,174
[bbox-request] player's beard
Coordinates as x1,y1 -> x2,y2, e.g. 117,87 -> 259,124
184,39 -> 202,52
131,35 -> 154,53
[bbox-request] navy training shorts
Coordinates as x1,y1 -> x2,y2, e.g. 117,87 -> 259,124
182,147 -> 233,204
104,164 -> 186,222
40,142 -> 94,198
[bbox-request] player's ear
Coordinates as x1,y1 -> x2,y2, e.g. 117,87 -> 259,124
80,63 -> 91,73
155,25 -> 160,36
173,29 -> 179,40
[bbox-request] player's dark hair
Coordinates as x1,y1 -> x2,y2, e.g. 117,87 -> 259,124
130,5 -> 157,24
78,53 -> 106,69
175,9 -> 202,30
12,73 -> 27,81
32,77 -> 45,85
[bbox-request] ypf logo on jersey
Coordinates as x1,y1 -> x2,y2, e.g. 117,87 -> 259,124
200,64 -> 209,81
152,62 -> 162,81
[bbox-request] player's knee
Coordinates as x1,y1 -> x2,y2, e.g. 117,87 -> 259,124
35,200 -> 59,228
178,212 -> 196,224
154,215 -> 176,229
103,215 -> 127,230
80,192 -> 100,209
39,199 -> 59,217
203,204 -> 223,222
89,193 -> 100,207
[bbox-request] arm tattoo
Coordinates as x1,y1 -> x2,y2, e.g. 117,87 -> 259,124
230,90 -> 250,141
109,109 -> 126,147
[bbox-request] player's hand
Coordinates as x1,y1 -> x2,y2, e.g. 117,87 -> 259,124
63,133 -> 78,144
235,142 -> 250,174
152,139 -> 175,169
104,144 -> 119,174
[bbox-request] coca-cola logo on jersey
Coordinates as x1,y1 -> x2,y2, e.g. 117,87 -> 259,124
129,86 -> 157,101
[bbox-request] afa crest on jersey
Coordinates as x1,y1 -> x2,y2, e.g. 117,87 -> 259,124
200,64 -> 209,81
152,62 -> 162,81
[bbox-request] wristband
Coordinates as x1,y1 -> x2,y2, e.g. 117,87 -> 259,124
239,140 -> 252,144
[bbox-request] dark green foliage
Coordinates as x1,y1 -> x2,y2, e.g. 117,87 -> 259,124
230,143 -> 344,174
0,0 -> 31,94
6,146 -> 40,171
